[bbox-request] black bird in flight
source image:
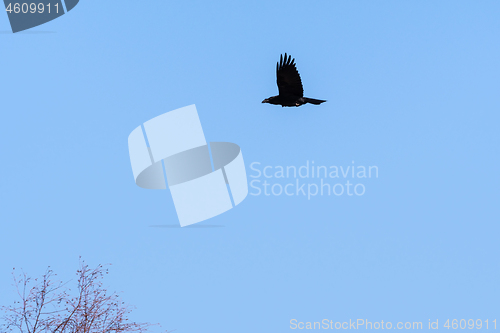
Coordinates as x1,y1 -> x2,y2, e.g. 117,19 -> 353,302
262,53 -> 326,107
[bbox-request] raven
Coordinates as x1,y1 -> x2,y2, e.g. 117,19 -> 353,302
262,53 -> 326,107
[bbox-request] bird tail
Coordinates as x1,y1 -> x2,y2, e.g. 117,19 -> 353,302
303,97 -> 326,105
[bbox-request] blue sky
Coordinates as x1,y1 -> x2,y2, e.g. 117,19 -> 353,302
1,1 -> 499,332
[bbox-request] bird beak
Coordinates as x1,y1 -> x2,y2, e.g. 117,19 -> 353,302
262,99 -> 268,103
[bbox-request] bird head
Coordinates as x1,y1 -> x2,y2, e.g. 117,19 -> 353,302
262,98 -> 270,104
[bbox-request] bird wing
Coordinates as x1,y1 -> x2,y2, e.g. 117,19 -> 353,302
276,53 -> 304,97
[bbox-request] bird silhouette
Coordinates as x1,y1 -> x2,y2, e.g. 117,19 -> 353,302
262,53 -> 326,107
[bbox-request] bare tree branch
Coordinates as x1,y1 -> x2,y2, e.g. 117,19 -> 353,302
1,259 -> 172,333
